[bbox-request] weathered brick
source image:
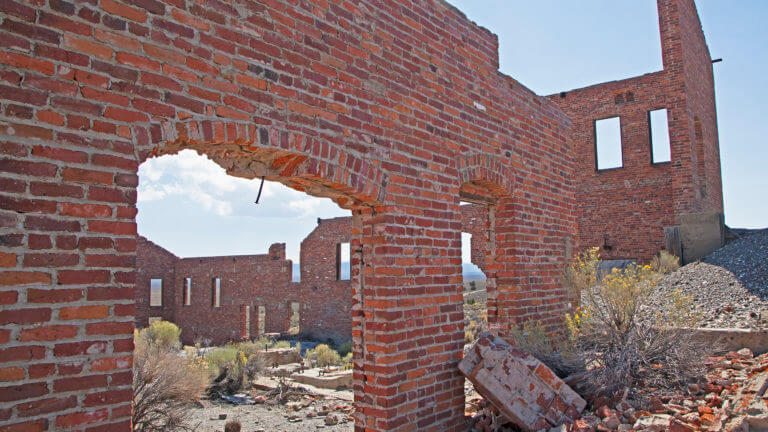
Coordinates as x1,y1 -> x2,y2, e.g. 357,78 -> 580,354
0,382 -> 48,402
58,305 -> 109,320
19,325 -> 78,342
0,308 -> 51,325
55,408 -> 108,428
27,288 -> 82,303
0,271 -> 51,286
57,270 -> 110,285
0,367 -> 25,382
15,396 -> 77,418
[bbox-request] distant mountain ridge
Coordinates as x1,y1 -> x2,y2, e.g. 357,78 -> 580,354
291,262 -> 485,282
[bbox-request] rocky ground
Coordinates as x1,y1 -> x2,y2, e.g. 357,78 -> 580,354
467,348 -> 768,432
187,389 -> 354,432
651,229 -> 768,329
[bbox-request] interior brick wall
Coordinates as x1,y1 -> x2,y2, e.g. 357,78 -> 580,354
135,236 -> 176,327
549,0 -> 723,262
297,217 -> 353,343
135,219 -> 356,346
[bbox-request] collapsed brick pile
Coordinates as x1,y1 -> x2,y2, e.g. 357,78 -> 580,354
467,348 -> 768,432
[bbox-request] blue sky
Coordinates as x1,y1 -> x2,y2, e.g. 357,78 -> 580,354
137,0 -> 767,262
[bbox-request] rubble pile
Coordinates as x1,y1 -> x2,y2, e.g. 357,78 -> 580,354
466,348 -> 768,432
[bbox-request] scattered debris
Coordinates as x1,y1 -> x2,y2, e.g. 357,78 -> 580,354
460,333 -> 586,432
221,394 -> 256,405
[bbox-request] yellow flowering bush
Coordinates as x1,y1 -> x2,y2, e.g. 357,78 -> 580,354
563,248 -> 708,401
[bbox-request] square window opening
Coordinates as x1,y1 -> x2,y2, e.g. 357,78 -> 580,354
595,117 -> 623,170
649,108 -> 671,163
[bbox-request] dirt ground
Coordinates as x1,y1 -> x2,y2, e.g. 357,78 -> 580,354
187,397 -> 354,432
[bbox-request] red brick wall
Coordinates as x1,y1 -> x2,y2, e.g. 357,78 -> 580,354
135,236 -> 176,327
172,244 -> 293,346
297,217 -> 353,343
0,0 -> 577,429
549,0 -> 722,262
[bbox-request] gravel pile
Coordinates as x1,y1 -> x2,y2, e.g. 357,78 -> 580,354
651,229 -> 768,329
703,228 -> 768,296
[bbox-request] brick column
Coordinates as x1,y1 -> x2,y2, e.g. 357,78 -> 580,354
492,195 -> 573,338
351,208 -> 465,431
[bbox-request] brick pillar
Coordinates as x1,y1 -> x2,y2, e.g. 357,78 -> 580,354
491,195 -> 572,338
351,208 -> 465,432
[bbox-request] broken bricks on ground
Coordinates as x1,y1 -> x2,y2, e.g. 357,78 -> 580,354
462,333 -> 768,432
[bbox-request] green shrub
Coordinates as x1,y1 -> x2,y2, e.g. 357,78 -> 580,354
341,353 -> 353,370
305,344 -> 341,368
205,342 -> 264,395
251,336 -> 291,351
137,320 -> 182,350
336,341 -> 353,357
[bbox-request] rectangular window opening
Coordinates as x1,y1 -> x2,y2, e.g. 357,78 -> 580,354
595,117 -> 623,170
649,108 -> 671,163
258,305 -> 266,336
212,278 -> 221,308
149,279 -> 163,307
183,278 -> 191,306
289,302 -> 300,334
244,306 -> 250,339
337,242 -> 350,281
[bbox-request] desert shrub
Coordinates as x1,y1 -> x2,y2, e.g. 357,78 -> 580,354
341,352 -> 353,370
566,248 -> 708,401
137,320 -> 182,350
305,344 -> 341,368
464,312 -> 487,344
206,342 -> 265,395
650,250 -> 680,274
132,329 -> 208,432
336,340 -> 353,357
509,322 -> 582,378
251,336 -> 291,351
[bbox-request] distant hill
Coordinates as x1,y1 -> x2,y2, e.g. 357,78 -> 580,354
291,262 -> 485,283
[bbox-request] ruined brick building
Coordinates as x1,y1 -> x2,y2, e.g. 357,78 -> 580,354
0,0 -> 722,430
136,216 -> 353,345
136,207 -> 488,345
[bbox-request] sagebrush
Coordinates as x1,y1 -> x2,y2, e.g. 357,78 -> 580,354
132,322 -> 208,432
305,344 -> 341,368
563,248 -> 709,401
206,342 -> 265,396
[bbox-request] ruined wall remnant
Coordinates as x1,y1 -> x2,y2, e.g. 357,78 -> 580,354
550,0 -> 723,262
298,217 -> 354,342
135,218 -> 354,346
0,0 -> 720,429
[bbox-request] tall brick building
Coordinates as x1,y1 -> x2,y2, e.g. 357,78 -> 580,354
0,0 -> 721,430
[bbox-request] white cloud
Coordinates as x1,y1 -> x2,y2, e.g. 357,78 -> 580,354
138,150 -> 340,220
